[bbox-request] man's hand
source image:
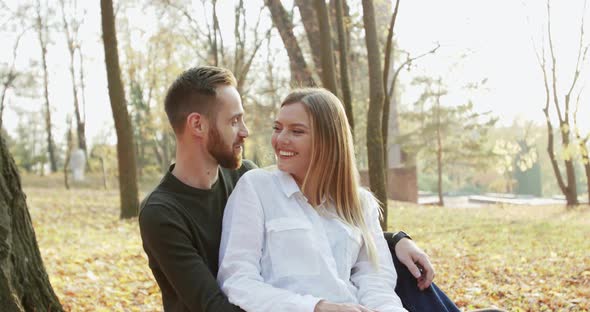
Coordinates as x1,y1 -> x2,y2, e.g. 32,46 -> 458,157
314,300 -> 377,312
395,238 -> 434,290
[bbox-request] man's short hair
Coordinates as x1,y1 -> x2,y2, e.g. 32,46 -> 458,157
164,66 -> 237,134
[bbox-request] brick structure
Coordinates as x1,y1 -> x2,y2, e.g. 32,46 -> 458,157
359,166 -> 418,203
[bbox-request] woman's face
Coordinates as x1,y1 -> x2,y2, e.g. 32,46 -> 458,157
272,102 -> 312,185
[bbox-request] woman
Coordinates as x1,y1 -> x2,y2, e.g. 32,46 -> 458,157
217,88 -> 407,312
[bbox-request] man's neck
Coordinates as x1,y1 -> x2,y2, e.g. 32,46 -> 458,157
172,145 -> 219,190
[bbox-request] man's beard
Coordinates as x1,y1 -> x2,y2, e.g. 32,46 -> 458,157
207,126 -> 243,169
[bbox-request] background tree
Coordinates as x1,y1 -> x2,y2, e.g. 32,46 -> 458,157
334,0 -> 354,135
100,0 -> 139,219
573,85 -> 590,204
0,29 -> 26,128
34,0 -> 58,173
361,0 -> 388,229
534,0 -> 589,206
0,132 -> 63,311
294,0 -> 322,76
59,0 -> 88,159
265,0 -> 314,86
398,77 -> 497,205
314,0 -> 339,95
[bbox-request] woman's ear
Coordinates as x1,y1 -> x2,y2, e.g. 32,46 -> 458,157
186,112 -> 208,138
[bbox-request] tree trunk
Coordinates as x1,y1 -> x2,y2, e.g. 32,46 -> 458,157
382,0 -> 400,167
35,1 -> 58,173
63,119 -> 73,190
435,96 -> 444,206
314,0 -> 339,96
295,0 -> 322,74
334,0 -> 354,135
266,0 -> 315,86
0,133 -> 64,311
362,0 -> 388,230
100,0 -> 140,219
59,0 -> 87,155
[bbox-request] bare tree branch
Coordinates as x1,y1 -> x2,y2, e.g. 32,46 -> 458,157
387,43 -> 441,100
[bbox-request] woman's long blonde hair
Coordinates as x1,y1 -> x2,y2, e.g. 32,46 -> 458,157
281,88 -> 379,266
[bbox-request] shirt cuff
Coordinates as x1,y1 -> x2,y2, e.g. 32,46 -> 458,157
302,296 -> 323,312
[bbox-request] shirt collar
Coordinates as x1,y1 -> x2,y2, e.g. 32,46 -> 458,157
275,169 -> 302,198
274,169 -> 330,207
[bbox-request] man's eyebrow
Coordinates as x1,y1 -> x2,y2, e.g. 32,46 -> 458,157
229,112 -> 243,120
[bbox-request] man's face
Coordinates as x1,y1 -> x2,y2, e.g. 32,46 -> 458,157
206,85 -> 249,169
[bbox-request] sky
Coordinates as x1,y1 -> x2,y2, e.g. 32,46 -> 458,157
1,0 -> 589,148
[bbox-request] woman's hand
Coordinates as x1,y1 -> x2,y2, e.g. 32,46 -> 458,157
395,238 -> 435,290
314,300 -> 377,312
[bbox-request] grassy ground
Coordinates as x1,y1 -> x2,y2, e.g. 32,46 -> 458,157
23,174 -> 590,311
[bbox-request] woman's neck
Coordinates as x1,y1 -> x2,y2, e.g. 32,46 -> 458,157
295,175 -> 321,207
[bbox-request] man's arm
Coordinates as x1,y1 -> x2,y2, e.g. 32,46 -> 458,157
140,204 -> 244,312
384,232 -> 435,290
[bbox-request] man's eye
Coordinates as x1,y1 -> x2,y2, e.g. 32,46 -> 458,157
272,125 -> 281,131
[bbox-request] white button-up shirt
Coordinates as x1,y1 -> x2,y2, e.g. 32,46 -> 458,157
218,168 -> 407,312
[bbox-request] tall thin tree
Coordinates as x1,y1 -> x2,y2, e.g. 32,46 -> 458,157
266,0 -> 314,86
334,0 -> 354,135
100,0 -> 140,218
362,0 -> 388,230
314,0 -> 339,96
534,0 -> 588,206
294,0 -> 322,74
35,0 -> 58,173
59,0 -> 87,157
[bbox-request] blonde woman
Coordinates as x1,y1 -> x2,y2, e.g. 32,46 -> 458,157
217,88 -> 406,312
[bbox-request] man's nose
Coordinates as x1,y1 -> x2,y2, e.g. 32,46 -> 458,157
239,122 -> 249,138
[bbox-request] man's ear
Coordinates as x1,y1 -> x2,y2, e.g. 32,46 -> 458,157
186,112 -> 208,138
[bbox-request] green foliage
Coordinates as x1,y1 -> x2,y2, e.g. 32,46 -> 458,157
397,77 -> 497,196
9,108 -> 52,173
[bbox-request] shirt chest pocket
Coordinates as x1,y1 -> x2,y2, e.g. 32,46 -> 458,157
265,218 -> 320,279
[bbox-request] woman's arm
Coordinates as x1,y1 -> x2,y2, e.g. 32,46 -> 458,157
218,173 -> 322,312
350,190 -> 407,312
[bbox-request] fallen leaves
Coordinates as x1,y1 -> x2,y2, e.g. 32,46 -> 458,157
24,183 -> 590,312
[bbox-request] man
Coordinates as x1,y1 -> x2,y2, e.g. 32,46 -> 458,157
139,66 -> 457,312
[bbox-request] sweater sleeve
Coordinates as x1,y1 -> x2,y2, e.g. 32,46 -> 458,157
139,204 -> 244,312
350,190 -> 407,312
217,174 -> 322,312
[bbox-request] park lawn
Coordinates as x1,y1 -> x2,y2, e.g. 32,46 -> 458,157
24,180 -> 589,311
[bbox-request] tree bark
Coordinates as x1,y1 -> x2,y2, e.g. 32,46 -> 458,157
314,0 -> 339,96
266,0 -> 315,86
334,0 -> 354,135
0,133 -> 64,311
382,0 -> 400,167
362,0 -> 388,230
295,0 -> 322,74
100,0 -> 140,219
35,0 -> 58,173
